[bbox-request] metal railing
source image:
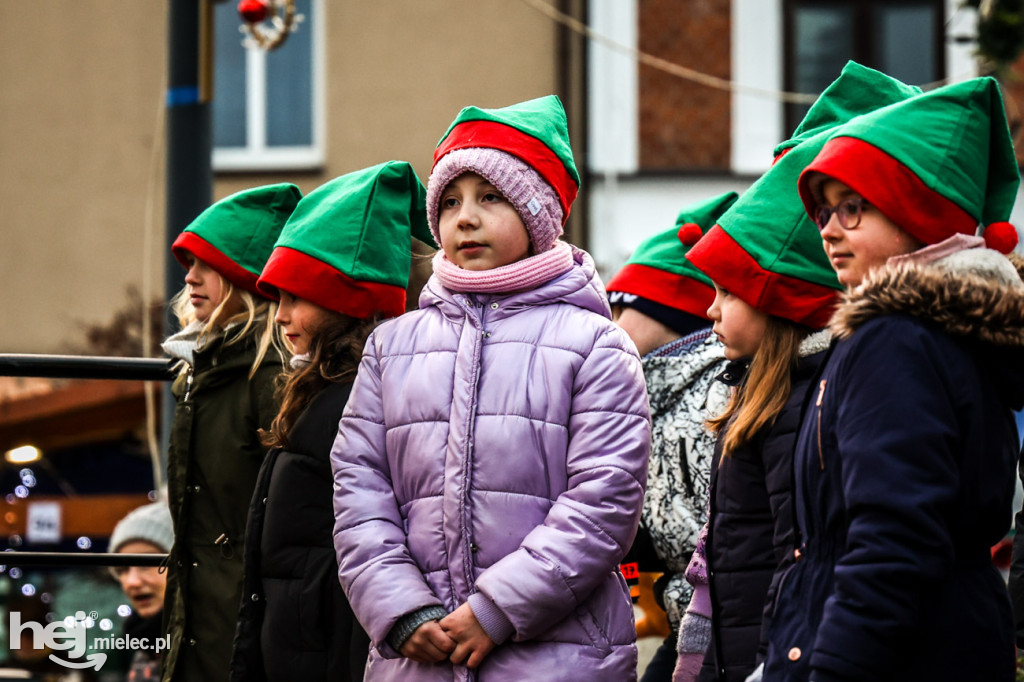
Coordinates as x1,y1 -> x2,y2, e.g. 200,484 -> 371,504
1,552 -> 166,567
1,353 -> 174,567
0,354 -> 174,381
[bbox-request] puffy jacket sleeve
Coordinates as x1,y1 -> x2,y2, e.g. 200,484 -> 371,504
331,333 -> 443,658
474,325 -> 651,639
810,320 -> 973,680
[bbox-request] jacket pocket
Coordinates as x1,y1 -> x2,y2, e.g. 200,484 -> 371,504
573,604 -> 613,656
571,574 -> 631,655
764,559 -> 829,681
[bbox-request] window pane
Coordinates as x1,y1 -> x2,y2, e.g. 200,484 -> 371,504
266,0 -> 313,147
213,2 -> 248,148
875,5 -> 937,85
790,6 -> 856,126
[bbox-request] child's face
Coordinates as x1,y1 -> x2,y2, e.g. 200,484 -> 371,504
184,255 -> 240,323
817,178 -> 922,288
113,540 -> 167,619
438,173 -> 531,270
275,290 -> 334,356
707,283 -> 768,361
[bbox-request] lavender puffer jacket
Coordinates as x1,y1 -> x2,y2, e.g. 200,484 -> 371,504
331,248 -> 651,681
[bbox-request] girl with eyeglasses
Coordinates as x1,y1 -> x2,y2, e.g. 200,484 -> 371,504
762,76 -> 1024,682
811,194 -> 924,288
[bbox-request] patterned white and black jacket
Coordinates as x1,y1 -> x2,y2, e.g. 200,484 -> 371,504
639,327 -> 729,629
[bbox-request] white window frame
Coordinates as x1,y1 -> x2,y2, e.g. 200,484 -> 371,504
587,0 -> 638,175
213,0 -> 326,172
731,0 -> 783,175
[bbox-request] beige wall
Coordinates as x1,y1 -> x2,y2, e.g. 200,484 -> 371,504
0,4 -> 167,354
1,1 -> 567,355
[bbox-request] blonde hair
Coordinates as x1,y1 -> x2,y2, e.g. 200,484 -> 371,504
707,316 -> 810,456
169,272 -> 286,378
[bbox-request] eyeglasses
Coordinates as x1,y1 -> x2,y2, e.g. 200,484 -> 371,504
814,197 -> 867,231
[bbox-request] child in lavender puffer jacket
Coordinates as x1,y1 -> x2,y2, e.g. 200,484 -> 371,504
330,96 -> 652,681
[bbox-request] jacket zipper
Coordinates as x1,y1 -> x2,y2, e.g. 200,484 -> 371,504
183,366 -> 194,403
815,379 -> 826,471
459,298 -> 485,596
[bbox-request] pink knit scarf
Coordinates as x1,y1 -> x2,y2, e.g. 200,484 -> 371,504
432,240 -> 574,293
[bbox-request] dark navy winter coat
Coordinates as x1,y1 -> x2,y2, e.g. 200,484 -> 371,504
701,335 -> 829,682
764,254 -> 1024,682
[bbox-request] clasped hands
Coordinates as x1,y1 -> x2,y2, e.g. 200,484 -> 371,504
400,602 -> 496,669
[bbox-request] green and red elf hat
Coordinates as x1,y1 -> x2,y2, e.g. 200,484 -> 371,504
798,76 -> 1020,253
606,191 -> 739,319
686,64 -> 922,329
257,161 -> 433,319
686,141 -> 843,329
773,61 -> 922,158
427,95 -> 580,253
171,183 -> 302,297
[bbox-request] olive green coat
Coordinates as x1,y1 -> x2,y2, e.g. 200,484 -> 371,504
162,333 -> 283,682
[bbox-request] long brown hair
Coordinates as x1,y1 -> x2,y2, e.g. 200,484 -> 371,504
707,316 -> 810,456
261,313 -> 382,448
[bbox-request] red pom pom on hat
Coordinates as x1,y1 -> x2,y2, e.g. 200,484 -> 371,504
983,221 -> 1019,254
238,0 -> 269,23
677,223 -> 703,247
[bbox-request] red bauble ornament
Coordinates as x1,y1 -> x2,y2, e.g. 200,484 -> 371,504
677,223 -> 703,247
983,221 -> 1019,254
239,0 -> 269,24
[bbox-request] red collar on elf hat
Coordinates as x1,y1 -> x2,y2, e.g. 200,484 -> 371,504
172,231 -> 266,298
799,137 -> 1019,253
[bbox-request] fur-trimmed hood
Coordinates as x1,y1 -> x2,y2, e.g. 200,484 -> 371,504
831,249 -> 1024,348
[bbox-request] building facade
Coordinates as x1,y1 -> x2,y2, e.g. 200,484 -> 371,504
586,0 -> 1023,275
0,0 -> 585,355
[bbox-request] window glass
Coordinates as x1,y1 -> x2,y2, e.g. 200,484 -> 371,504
266,0 -> 313,147
213,2 -> 248,149
791,5 -> 856,127
875,5 -> 936,85
785,0 -> 943,136
211,0 -> 322,170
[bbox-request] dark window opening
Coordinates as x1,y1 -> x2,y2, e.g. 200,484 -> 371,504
783,0 -> 945,135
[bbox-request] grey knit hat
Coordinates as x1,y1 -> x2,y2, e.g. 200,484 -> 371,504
109,501 -> 174,553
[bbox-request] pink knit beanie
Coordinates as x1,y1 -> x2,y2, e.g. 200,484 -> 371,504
426,147 -> 564,254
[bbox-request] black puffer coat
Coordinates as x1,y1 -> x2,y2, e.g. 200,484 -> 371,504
700,334 -> 828,682
230,380 -> 369,682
